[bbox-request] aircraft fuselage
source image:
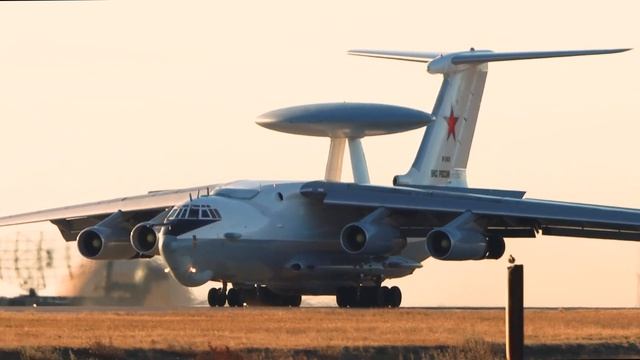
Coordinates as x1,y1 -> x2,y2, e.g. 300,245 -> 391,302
159,181 -> 425,295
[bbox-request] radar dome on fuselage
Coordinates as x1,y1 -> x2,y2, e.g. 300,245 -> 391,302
257,102 -> 431,138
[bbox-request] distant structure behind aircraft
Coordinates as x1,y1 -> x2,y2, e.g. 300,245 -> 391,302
0,232 -> 193,306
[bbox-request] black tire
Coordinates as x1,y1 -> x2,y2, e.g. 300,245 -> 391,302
286,294 -> 302,307
359,286 -> 384,308
207,288 -> 218,307
216,292 -> 227,307
336,287 -> 349,308
207,288 -> 227,307
338,287 -> 358,308
380,286 -> 390,308
373,287 -> 386,307
227,288 -> 244,307
387,286 -> 402,308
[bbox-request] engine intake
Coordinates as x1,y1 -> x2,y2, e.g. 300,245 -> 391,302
340,208 -> 406,255
131,223 -> 159,255
426,228 -> 487,260
425,211 -> 505,261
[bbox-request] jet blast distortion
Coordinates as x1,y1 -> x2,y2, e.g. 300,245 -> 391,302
0,48 -> 636,308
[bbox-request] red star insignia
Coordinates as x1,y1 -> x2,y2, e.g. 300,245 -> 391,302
446,108 -> 458,141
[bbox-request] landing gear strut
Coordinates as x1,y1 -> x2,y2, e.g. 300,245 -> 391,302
336,285 -> 402,308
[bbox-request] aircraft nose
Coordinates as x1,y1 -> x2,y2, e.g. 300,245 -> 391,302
159,233 -> 212,287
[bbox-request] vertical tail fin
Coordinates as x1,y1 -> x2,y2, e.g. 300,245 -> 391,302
349,48 -> 630,187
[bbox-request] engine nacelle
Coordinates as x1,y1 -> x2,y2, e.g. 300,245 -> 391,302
76,211 -> 139,260
425,211 -> 506,261
77,226 -> 138,260
130,222 -> 159,256
340,221 -> 406,256
426,227 -> 488,260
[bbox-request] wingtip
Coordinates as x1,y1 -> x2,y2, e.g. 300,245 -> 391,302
605,48 -> 632,53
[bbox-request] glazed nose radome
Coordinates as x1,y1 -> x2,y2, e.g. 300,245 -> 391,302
159,233 -> 212,287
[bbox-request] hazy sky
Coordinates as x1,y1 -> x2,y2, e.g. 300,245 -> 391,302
0,1 -> 639,306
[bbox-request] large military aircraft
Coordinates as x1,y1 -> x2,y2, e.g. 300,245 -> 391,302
1,48 -> 636,308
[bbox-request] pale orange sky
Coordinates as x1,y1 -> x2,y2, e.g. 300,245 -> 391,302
0,1 -> 639,306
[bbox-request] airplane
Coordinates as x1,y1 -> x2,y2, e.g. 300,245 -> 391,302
0,48 -> 637,308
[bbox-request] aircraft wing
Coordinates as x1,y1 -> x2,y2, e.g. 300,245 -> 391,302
0,185 -> 215,241
300,181 -> 640,241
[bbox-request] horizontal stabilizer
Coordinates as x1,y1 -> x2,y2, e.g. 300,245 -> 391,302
450,48 -> 631,64
348,48 -> 631,65
348,49 -> 442,63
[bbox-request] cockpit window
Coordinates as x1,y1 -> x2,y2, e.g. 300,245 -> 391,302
176,207 -> 188,219
200,208 -> 213,219
168,204 -> 221,220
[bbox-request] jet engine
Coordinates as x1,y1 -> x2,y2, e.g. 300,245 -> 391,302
426,227 -> 487,260
77,212 -> 138,260
130,222 -> 160,256
425,211 -> 505,261
340,208 -> 406,255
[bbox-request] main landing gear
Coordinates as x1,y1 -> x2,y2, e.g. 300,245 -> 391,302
336,285 -> 402,308
207,283 -> 302,307
208,286 -> 246,307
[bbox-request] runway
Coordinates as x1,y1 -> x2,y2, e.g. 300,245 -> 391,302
0,307 -> 639,359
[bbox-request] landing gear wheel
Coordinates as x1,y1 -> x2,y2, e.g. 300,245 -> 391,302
386,286 -> 402,308
336,287 -> 349,308
380,286 -> 390,307
336,287 -> 358,308
216,291 -> 227,307
227,288 -> 244,307
373,286 -> 386,307
336,287 -> 355,308
207,288 -> 226,307
207,288 -> 216,307
286,294 -> 302,307
358,286 -> 385,308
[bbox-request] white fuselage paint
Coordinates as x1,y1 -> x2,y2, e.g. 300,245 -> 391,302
159,181 -> 427,295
